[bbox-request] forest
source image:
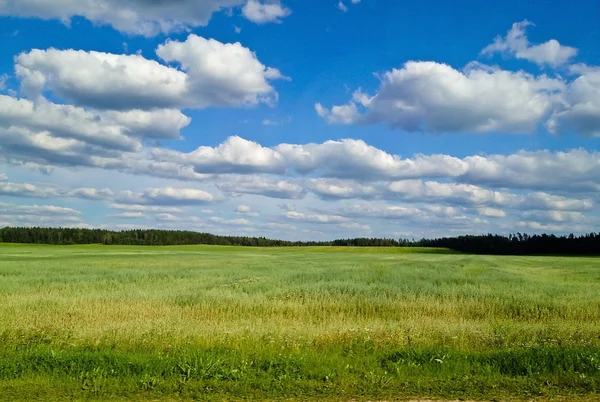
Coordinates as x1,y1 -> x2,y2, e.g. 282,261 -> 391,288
0,226 -> 599,255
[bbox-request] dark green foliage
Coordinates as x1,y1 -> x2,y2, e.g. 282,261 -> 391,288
418,232 -> 600,255
0,226 -> 402,247
1,226 -> 600,255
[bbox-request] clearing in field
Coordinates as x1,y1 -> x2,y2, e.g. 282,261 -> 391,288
0,244 -> 599,401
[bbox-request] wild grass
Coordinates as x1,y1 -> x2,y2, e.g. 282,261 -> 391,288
0,244 -> 599,400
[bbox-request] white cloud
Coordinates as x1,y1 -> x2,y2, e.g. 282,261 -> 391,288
16,35 -> 285,110
481,20 -> 578,67
0,0 -> 285,36
547,66 -> 600,137
153,135 -> 468,179
112,212 -> 146,219
387,181 -> 593,212
154,136 -> 284,174
110,204 -> 183,213
0,95 -> 190,153
209,217 -> 250,225
117,187 -> 215,206
0,179 -> 113,200
235,205 -> 259,216
307,178 -> 379,199
475,207 -> 506,218
216,175 -> 306,199
262,222 -> 297,231
459,149 -> 600,192
0,74 -> 7,91
339,222 -> 371,231
512,221 -> 588,234
338,2 -> 348,12
306,178 -> 593,212
0,202 -> 80,216
155,213 -> 181,222
522,210 -> 585,224
4,128 -> 600,200
285,210 -> 348,224
156,35 -> 286,108
317,61 -> 564,133
242,0 -> 291,24
0,201 -> 84,227
317,203 -> 489,230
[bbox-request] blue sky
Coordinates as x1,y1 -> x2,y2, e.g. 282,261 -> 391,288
0,0 -> 599,240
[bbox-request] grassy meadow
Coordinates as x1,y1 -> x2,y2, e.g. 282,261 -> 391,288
0,243 -> 599,401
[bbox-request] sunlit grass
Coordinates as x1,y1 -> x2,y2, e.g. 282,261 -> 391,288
0,244 -> 599,400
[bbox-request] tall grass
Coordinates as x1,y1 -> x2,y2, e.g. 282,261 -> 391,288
0,244 -> 599,400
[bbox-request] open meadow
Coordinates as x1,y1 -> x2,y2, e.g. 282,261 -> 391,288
0,243 -> 599,401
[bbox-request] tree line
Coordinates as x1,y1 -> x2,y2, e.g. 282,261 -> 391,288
417,232 -> 600,255
0,226 -> 599,255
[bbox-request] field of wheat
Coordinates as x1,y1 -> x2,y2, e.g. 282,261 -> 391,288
1,244 -> 599,401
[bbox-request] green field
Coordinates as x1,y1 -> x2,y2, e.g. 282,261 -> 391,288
1,244 -> 599,401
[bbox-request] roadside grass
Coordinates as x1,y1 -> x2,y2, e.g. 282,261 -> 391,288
0,244 -> 599,400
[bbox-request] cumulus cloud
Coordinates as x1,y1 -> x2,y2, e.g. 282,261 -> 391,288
512,221 -> 590,234
216,175 -> 306,199
155,213 -> 181,222
305,178 -> 593,212
522,210 -> 585,224
481,20 -> 578,67
209,217 -> 250,225
116,187 -> 216,206
387,181 -> 593,212
153,136 -> 285,174
235,205 -> 260,217
547,66 -> 600,137
242,0 -> 291,23
475,207 -> 507,218
110,204 -> 183,213
285,210 -> 348,224
153,135 -> 469,179
315,23 -> 599,137
0,201 -> 84,227
3,129 -> 600,201
317,61 -> 564,133
150,136 -> 600,196
317,203 -> 488,230
0,178 -> 113,201
459,149 -> 600,191
112,212 -> 146,219
16,35 -> 285,110
0,0 -> 291,36
0,124 -> 214,182
339,222 -> 371,231
0,95 -> 189,152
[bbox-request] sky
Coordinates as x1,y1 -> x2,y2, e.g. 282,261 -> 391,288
0,0 -> 599,241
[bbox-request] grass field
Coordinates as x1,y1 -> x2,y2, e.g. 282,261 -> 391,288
1,244 -> 599,401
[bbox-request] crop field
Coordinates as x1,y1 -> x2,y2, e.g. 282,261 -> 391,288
0,244 -> 599,401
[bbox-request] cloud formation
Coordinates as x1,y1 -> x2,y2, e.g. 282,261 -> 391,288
17,35 -> 285,110
242,0 -> 291,23
0,0 -> 290,36
316,61 -> 564,133
316,22 -> 599,137
116,188 -> 216,206
481,20 -> 578,67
